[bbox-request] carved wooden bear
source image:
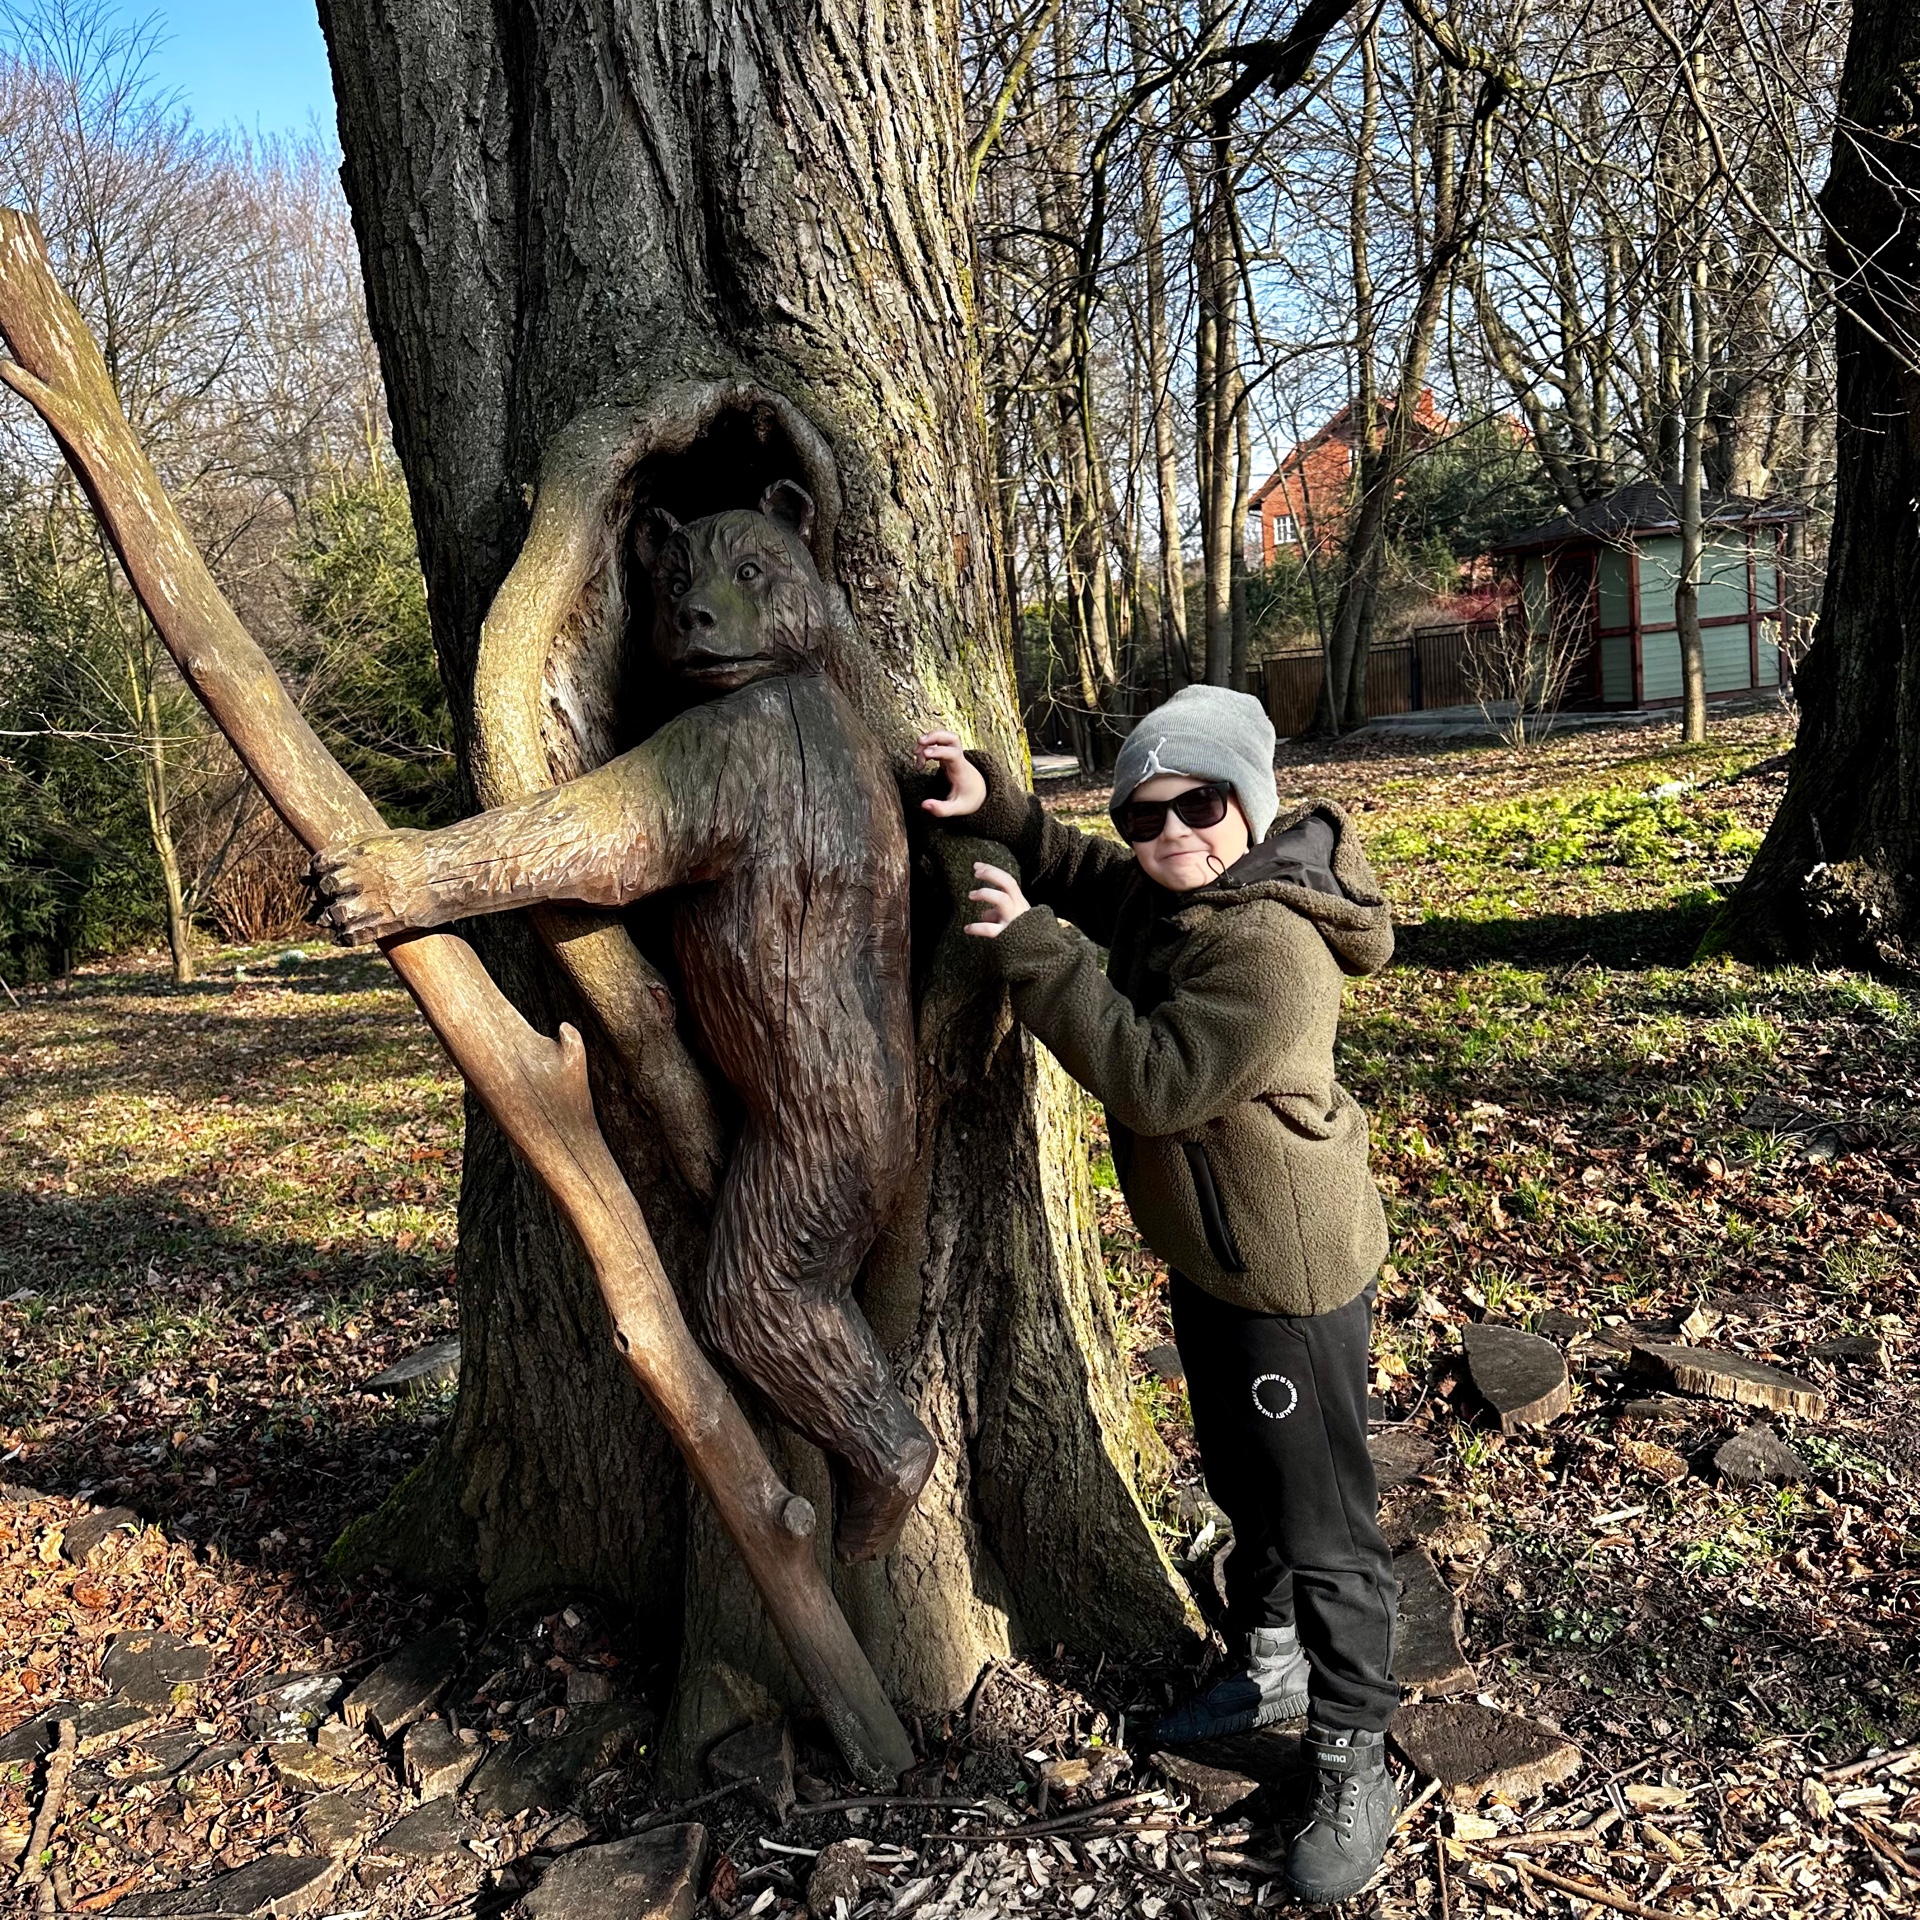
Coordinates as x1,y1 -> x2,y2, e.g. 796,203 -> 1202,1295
311,482 -> 936,1563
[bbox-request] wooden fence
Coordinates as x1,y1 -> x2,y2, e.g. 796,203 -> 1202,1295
1263,622 -> 1501,736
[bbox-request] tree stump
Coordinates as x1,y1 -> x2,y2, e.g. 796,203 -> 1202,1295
1462,1324 -> 1571,1431
1391,1703 -> 1581,1806
1630,1343 -> 1826,1419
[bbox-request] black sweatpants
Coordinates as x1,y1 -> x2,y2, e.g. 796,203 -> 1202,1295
1171,1274 -> 1400,1732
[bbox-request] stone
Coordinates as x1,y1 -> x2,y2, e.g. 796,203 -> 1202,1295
1391,1704 -> 1581,1807
341,1622 -> 468,1739
1171,1485 -> 1230,1544
244,1675 -> 344,1740
535,1813 -> 594,1852
1142,1343 -> 1185,1382
1630,1343 -> 1826,1420
1713,1424 -> 1808,1488
1037,1749 -> 1125,1805
707,1719 -> 795,1819
376,1798 -> 471,1860
467,1701 -> 652,1816
365,1336 -> 461,1395
102,1631 -> 213,1708
299,1793 -> 377,1856
1369,1427 -> 1437,1492
804,1839 -> 869,1918
0,1704 -> 81,1764
63,1507 -> 141,1564
269,1740 -> 367,1792
566,1669 -> 615,1706
1390,1548 -> 1475,1695
117,1730 -> 207,1780
402,1717 -> 481,1801
1151,1750 -> 1259,1815
110,1854 -> 342,1917
521,1825 -> 708,1920
1619,1439 -> 1689,1486
1810,1334 -> 1886,1370
1624,1782 -> 1691,1812
174,1743 -> 248,1780
75,1701 -> 164,1755
1463,1324 -> 1571,1432
1380,1496 -> 1490,1567
1613,1397 -> 1695,1426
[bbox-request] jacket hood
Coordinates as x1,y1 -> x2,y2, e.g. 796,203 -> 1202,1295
1175,798 -> 1393,976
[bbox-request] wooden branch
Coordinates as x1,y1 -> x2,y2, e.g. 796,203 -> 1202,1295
1503,1858 -> 1686,1920
0,208 -> 913,1789
17,1715 -> 74,1906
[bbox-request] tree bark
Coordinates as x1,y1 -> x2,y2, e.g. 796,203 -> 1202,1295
1134,107 -> 1190,689
1197,144 -> 1238,688
316,0 -> 1189,1766
1710,0 -> 1920,972
1675,254 -> 1711,745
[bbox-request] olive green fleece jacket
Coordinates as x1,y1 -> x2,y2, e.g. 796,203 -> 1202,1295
964,755 -> 1394,1318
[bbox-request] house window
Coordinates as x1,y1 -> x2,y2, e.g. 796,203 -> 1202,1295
1271,513 -> 1298,546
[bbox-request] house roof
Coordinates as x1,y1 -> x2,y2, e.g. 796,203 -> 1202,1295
1250,389 -> 1450,509
1490,480 -> 1806,555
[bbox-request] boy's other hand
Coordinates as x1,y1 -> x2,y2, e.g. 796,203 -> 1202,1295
917,730 -> 987,818
965,861 -> 1031,938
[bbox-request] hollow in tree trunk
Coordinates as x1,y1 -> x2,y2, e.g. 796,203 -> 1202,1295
1709,0 -> 1920,972
316,0 -> 1191,1772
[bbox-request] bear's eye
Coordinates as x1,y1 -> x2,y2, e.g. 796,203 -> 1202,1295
736,561 -> 762,583
666,575 -> 690,599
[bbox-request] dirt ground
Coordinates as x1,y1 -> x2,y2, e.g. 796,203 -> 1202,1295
2,705 -> 1914,1918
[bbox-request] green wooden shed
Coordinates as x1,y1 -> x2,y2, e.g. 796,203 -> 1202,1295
1490,483 -> 1804,709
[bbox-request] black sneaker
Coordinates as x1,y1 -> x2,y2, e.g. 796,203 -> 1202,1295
1152,1626 -> 1311,1743
1285,1722 -> 1400,1905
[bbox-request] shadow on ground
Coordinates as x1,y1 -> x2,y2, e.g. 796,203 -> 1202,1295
1394,897 -> 1722,971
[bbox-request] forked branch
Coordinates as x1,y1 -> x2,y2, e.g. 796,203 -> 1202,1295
0,208 -> 913,1787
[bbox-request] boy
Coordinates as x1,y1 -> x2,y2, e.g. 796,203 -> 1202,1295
919,684 -> 1400,1906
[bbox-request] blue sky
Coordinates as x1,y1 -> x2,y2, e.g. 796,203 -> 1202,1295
140,1 -> 337,145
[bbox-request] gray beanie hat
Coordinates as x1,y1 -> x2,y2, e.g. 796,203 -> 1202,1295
1110,685 -> 1279,842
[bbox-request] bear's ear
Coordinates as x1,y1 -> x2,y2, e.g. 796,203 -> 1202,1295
759,479 -> 816,544
631,505 -> 683,569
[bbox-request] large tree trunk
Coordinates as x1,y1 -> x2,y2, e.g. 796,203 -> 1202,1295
1134,102 -> 1190,690
1196,145 -> 1238,688
1710,0 -> 1920,971
318,0 -> 1189,1769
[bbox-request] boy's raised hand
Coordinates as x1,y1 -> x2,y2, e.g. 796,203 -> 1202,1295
965,861 -> 1031,938
917,730 -> 987,818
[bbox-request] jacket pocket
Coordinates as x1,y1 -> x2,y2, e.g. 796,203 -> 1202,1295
1181,1141 -> 1247,1273
1259,1090 -> 1343,1141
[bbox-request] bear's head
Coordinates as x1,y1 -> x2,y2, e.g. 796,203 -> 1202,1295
632,480 -> 829,693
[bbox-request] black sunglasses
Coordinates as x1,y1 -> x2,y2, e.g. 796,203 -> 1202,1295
1117,781 -> 1233,843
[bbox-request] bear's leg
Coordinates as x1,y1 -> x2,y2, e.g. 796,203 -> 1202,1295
698,1130 -> 935,1564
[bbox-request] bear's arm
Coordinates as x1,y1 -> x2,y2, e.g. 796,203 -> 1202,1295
312,700 -> 755,943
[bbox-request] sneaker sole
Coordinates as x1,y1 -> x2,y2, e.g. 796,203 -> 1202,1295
1283,1869 -> 1384,1908
1153,1682 -> 1311,1745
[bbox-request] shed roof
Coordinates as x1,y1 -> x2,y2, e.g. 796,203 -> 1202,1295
1490,481 -> 1805,555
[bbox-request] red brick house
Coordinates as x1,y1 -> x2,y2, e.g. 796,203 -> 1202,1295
1249,389 -> 1451,565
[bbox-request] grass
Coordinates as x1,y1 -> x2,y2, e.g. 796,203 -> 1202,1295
4,704 -> 1918,1918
